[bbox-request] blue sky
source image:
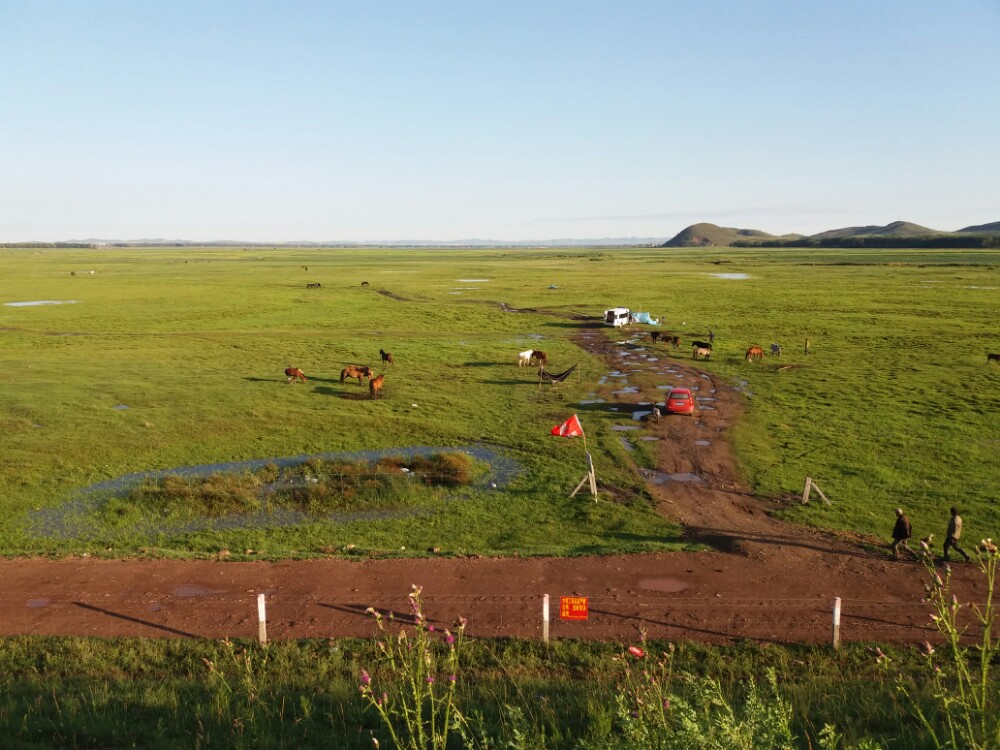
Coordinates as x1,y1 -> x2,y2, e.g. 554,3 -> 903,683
2,1 -> 998,242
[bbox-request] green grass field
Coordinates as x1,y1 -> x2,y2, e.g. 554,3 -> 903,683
1,245 -> 998,557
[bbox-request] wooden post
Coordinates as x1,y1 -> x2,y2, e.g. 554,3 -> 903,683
812,480 -> 831,506
832,597 -> 841,650
542,594 -> 550,644
802,477 -> 812,504
257,593 -> 268,645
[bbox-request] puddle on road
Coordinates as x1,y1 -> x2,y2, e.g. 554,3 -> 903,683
639,436 -> 661,441
620,437 -> 634,451
173,584 -> 222,597
695,440 -> 711,446
613,387 -> 639,394
579,399 -> 606,405
646,471 -> 704,485
639,578 -> 689,593
611,425 -> 640,431
632,410 -> 652,421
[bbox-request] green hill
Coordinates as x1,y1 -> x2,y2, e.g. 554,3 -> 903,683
810,221 -> 941,240
958,221 -> 1000,234
661,223 -> 777,247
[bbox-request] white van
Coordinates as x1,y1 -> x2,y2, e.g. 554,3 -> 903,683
604,308 -> 631,327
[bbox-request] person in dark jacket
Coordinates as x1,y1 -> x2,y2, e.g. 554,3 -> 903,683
943,506 -> 972,562
890,507 -> 916,559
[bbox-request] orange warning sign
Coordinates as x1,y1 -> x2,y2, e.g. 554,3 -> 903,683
559,596 -> 589,621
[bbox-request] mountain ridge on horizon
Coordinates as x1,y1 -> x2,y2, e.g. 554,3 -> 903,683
4,219 -> 1000,248
660,219 -> 1000,247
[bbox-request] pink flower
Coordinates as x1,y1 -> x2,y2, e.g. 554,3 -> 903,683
628,646 -> 645,658
360,670 -> 371,684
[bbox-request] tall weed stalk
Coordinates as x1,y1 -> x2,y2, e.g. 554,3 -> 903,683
359,585 -> 467,749
897,539 -> 1000,749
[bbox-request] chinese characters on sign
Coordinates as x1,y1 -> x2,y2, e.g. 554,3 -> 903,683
559,596 -> 589,621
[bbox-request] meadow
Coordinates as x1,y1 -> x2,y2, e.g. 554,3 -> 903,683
1,245 -> 998,557
3,245 -> 1000,748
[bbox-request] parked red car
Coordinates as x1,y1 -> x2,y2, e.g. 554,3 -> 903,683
664,387 -> 695,416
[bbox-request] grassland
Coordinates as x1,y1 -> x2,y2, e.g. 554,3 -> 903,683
1,245 -> 998,557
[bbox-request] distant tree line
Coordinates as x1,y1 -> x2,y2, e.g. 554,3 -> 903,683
732,234 -> 1000,249
0,242 -> 98,248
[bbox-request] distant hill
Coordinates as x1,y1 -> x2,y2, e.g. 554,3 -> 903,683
958,221 -> 1000,234
809,221 -> 941,240
661,223 -> 779,247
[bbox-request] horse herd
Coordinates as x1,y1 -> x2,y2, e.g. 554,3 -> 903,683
284,349 -> 394,398
644,333 -> 785,363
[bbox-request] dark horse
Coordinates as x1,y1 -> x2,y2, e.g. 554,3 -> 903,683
380,349 -> 394,366
369,374 -> 385,399
530,350 -> 548,367
341,365 -> 373,384
989,353 -> 1000,364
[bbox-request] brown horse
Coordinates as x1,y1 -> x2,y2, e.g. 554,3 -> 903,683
380,349 -> 394,366
693,347 -> 712,360
671,335 -> 680,349
341,365 -> 373,384
745,346 -> 764,362
530,350 -> 548,367
369,374 -> 385,399
989,353 -> 1000,364
284,367 -> 307,383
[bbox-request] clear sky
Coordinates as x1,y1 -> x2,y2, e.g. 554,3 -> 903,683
2,1 -> 998,242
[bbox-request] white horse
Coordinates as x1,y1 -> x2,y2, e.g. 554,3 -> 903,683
518,349 -> 534,367
693,347 -> 712,360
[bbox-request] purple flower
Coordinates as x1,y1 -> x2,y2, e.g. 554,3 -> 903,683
426,676 -> 435,684
448,675 -> 457,683
360,670 -> 371,684
428,624 -> 436,632
446,634 -> 455,644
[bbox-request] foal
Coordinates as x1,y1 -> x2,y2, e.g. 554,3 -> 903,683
380,349 -> 394,366
369,374 -> 385,399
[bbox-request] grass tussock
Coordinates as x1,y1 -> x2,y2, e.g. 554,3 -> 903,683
119,452 -> 476,518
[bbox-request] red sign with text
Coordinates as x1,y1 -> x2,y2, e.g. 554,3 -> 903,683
559,596 -> 589,621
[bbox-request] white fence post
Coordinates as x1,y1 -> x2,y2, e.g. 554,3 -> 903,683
542,594 -> 550,644
832,597 -> 841,650
257,593 -> 268,645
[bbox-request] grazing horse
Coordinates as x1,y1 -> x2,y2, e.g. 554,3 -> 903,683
770,343 -> 782,356
518,349 -> 533,367
691,340 -> 712,351
745,346 -> 764,362
380,349 -> 394,366
369,374 -> 385,399
693,347 -> 712,360
284,367 -> 307,383
650,331 -> 661,344
70,271 -> 77,277
530,350 -> 548,367
361,281 -> 369,287
340,365 -> 373,384
306,282 -> 321,289
989,353 -> 1000,364
670,335 -> 681,349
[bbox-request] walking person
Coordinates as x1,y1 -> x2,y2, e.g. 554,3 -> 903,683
890,507 -> 916,559
943,506 -> 972,563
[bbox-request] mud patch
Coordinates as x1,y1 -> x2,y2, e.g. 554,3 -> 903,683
638,577 -> 689,593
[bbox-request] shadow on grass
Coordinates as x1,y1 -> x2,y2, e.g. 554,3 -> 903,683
463,361 -> 509,367
313,386 -> 372,400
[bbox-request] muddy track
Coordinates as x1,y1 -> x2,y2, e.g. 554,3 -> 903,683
0,323 -> 985,645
